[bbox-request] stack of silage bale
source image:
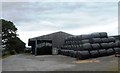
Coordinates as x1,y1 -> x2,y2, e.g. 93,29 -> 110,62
60,32 -> 120,60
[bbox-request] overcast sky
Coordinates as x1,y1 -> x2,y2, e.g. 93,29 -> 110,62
1,0 -> 119,46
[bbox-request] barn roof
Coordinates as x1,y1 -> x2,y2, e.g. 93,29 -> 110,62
29,31 -> 73,41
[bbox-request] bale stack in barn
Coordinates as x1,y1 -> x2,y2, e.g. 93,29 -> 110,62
60,32 -> 120,60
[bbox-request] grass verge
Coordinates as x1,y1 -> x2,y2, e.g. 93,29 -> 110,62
2,54 -> 12,59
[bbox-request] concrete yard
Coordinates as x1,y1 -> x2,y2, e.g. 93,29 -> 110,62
2,54 -> 119,71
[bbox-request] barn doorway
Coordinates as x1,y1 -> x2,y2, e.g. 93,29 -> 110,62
37,40 -> 52,55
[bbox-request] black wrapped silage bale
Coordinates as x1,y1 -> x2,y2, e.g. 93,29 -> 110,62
81,34 -> 92,40
73,45 -> 77,50
115,41 -> 120,47
63,45 -> 67,49
73,41 -> 77,45
100,43 -> 109,49
77,35 -> 82,41
108,42 -> 116,48
81,39 -> 90,44
63,50 -> 66,56
101,38 -> 109,43
108,37 -> 116,42
67,50 -> 70,56
91,43 -> 101,50
76,36 -> 81,41
77,51 -> 90,60
76,45 -> 80,50
92,38 -> 102,43
82,43 -> 92,50
67,45 -> 70,50
91,33 -> 101,38
78,45 -> 84,51
61,50 -> 64,55
75,41 -> 79,45
98,49 -> 107,56
90,50 -> 99,58
114,48 -> 120,52
73,51 -> 77,58
65,41 -> 68,45
78,41 -> 81,44
72,45 -> 76,50
99,32 -> 108,38
69,50 -> 74,57
65,50 -> 68,55
63,50 -> 66,55
65,50 -> 68,56
70,41 -> 73,45
106,48 -> 115,55
60,50 -> 63,55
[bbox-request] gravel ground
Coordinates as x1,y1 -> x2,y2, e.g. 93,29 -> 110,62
2,54 -> 119,71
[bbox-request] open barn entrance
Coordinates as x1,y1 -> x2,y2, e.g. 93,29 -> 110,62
37,40 -> 52,55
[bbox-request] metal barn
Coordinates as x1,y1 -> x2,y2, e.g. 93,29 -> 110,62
28,31 -> 73,55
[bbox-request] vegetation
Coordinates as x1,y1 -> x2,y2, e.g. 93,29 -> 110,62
1,19 -> 25,56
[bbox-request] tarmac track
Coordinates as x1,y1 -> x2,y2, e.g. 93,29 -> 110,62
2,54 -> 119,71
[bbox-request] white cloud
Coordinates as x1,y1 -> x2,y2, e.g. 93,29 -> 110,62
2,2 -> 118,46
64,21 -> 118,35
16,20 -> 64,31
18,20 -> 118,47
1,0 -> 120,2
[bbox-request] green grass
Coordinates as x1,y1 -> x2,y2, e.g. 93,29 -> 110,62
23,52 -> 31,55
2,54 -> 12,59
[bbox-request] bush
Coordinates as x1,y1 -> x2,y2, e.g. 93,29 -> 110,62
10,50 -> 16,55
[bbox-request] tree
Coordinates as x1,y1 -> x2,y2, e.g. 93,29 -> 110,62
1,19 -> 25,54
8,37 -> 25,53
